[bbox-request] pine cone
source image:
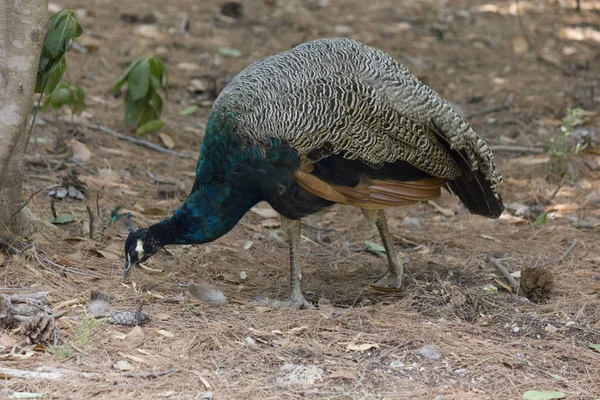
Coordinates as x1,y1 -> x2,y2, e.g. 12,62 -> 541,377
24,313 -> 57,344
521,267 -> 554,302
0,294 -> 14,329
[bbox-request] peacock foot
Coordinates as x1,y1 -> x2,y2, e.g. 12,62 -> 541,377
281,290 -> 315,310
250,292 -> 315,310
373,271 -> 403,289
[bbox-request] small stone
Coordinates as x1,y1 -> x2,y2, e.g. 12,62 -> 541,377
389,361 -> 405,369
565,321 -> 576,327
513,326 -> 520,333
402,217 -> 421,229
545,324 -> 558,333
243,336 -> 255,345
239,271 -> 247,280
55,188 -> 68,198
68,186 -> 79,198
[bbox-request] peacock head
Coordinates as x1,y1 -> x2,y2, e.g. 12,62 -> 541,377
123,229 -> 161,279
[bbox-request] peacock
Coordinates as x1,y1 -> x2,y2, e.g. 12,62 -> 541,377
123,38 -> 504,309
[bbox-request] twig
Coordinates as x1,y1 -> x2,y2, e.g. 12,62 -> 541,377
123,368 -> 180,379
85,123 -> 191,158
465,94 -> 513,119
86,204 -> 94,240
558,239 -> 578,263
488,145 -> 544,154
10,187 -> 48,220
485,255 -> 519,288
9,292 -> 49,302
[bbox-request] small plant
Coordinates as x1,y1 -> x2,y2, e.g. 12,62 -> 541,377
544,108 -> 586,183
36,10 -> 83,96
51,314 -> 99,359
112,56 -> 168,135
28,10 -> 83,153
40,82 -> 86,116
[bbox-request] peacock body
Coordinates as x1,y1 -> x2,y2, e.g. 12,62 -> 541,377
124,38 -> 504,308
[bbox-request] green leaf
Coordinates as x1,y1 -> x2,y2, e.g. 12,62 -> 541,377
124,98 -> 144,126
136,119 -> 164,135
127,60 -> 150,101
365,240 -> 386,253
139,105 -> 159,126
49,86 -> 72,108
44,56 -> 67,94
534,212 -> 547,228
49,214 -> 73,225
72,85 -> 86,115
112,58 -> 143,94
589,343 -> 600,353
522,390 -> 566,400
218,47 -> 241,58
149,92 -> 163,114
179,105 -> 199,116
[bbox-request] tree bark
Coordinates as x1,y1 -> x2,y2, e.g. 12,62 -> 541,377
0,0 -> 48,233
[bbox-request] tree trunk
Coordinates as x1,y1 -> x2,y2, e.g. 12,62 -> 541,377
0,1 -> 48,234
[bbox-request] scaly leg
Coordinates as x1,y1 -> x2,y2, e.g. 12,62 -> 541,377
362,209 -> 406,288
280,216 -> 314,309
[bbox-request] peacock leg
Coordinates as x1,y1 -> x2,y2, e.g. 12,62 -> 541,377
362,209 -> 406,288
280,216 -> 314,309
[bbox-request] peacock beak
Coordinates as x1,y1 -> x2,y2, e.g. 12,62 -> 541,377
123,260 -> 136,280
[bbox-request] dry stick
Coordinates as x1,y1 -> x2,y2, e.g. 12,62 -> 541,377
85,123 -> 192,158
488,145 -> 544,154
86,204 -> 95,239
465,94 -> 514,119
9,187 -> 48,220
484,255 -> 519,288
541,239 -> 579,267
123,368 -> 180,379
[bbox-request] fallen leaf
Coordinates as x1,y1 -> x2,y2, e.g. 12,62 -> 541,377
589,343 -> 600,353
138,263 -> 164,273
365,240 -> 385,253
49,214 -> 73,225
251,206 -> 279,219
218,47 -> 241,58
113,360 -> 135,371
346,342 -> 379,352
260,218 -> 280,228
70,139 -> 92,163
128,326 -> 144,338
522,390 -> 566,400
157,329 -> 175,338
96,249 -> 120,260
157,132 -> 175,149
119,352 -> 149,365
328,369 -> 359,380
179,105 -> 199,115
0,334 -> 18,347
0,253 -> 4,266
288,326 -> 309,334
512,37 -> 529,54
480,234 -> 499,242
191,370 -> 212,390
113,333 -> 127,340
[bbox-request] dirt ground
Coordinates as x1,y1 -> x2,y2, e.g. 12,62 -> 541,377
1,0 -> 600,399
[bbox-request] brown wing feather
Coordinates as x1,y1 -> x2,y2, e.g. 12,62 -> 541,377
292,169 -> 446,209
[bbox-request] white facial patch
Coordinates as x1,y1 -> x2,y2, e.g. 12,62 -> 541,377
136,239 -> 144,259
